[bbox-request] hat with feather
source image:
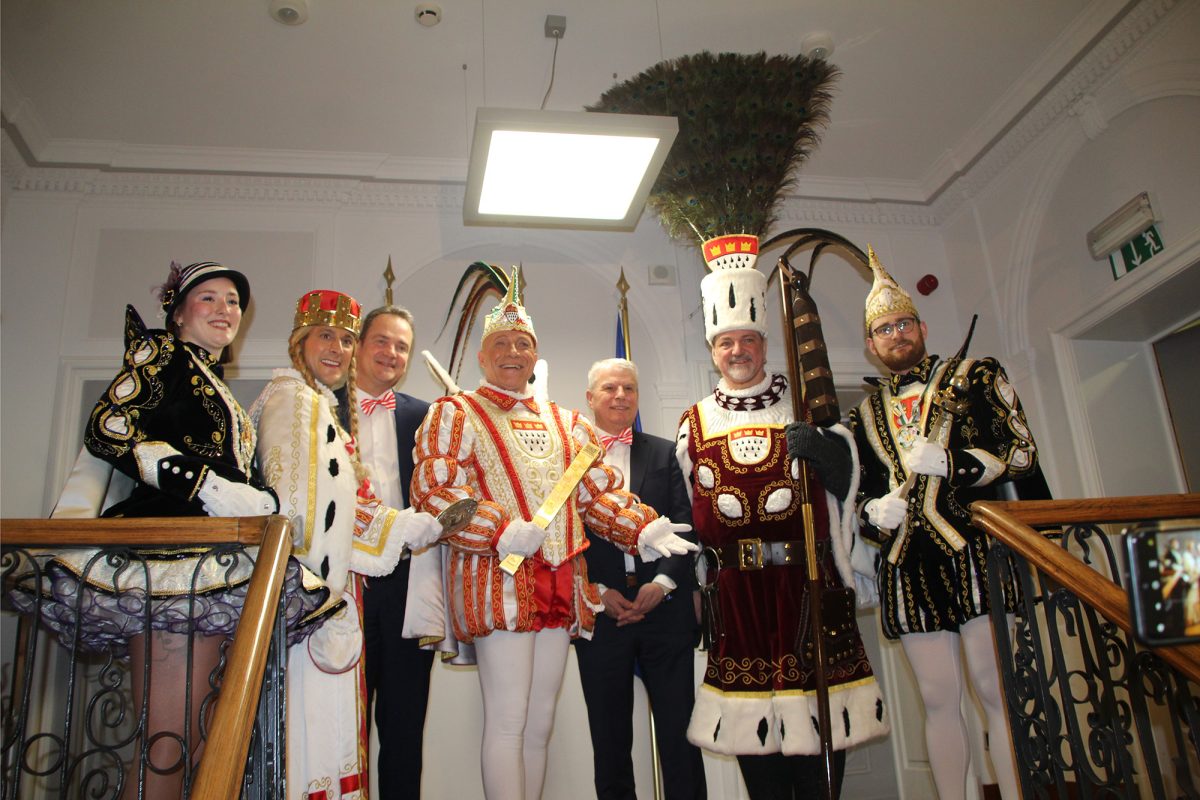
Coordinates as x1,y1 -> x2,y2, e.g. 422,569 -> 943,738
863,246 -> 918,336
482,267 -> 536,344
587,51 -> 839,344
438,262 -> 532,383
157,261 -> 251,324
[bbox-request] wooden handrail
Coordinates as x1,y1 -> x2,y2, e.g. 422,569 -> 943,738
192,515 -> 293,800
0,515 -> 275,546
1,514 -> 292,798
976,493 -> 1200,527
972,498 -> 1200,684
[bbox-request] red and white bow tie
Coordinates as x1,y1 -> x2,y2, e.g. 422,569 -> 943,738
361,390 -> 396,416
599,427 -> 633,452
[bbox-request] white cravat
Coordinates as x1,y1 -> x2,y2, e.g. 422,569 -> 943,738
355,388 -> 403,510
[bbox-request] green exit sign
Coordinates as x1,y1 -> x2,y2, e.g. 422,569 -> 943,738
1110,224 -> 1164,279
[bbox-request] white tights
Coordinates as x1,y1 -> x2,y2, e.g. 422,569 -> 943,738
474,628 -> 570,800
900,615 -> 1019,800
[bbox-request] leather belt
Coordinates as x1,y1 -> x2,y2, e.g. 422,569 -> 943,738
624,572 -> 638,588
706,538 -> 826,571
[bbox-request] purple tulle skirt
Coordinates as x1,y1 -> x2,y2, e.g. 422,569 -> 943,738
6,545 -> 341,656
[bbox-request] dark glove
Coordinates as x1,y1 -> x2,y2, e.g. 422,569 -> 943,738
784,421 -> 851,498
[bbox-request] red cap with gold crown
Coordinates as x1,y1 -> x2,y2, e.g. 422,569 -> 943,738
293,289 -> 363,336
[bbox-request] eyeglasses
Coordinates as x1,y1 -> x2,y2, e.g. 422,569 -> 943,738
870,317 -> 918,338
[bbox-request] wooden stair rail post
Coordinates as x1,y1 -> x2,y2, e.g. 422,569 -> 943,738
192,514 -> 292,800
972,497 -> 1200,684
1,515 -> 292,798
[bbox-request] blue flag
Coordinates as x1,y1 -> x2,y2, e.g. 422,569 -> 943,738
615,311 -> 642,432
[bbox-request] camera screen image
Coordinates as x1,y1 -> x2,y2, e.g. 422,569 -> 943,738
1146,530 -> 1200,641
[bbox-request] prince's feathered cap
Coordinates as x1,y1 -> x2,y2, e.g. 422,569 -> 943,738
437,263 -> 534,382
481,266 -> 536,344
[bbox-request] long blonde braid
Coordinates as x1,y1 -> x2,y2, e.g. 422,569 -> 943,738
343,349 -> 370,487
287,327 -> 370,487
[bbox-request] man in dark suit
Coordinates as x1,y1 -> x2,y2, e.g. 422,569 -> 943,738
575,358 -> 706,800
339,305 -> 433,799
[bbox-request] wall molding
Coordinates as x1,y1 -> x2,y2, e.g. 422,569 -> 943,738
2,0 -> 1179,230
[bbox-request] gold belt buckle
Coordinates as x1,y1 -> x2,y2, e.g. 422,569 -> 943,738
737,538 -> 764,570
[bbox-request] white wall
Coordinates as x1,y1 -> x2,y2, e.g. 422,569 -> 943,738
940,1 -> 1200,499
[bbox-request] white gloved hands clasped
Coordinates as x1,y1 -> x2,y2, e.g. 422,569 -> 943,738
197,473 -> 277,517
865,485 -> 907,531
636,517 -> 698,562
903,436 -> 949,477
496,518 -> 546,560
398,507 -> 444,552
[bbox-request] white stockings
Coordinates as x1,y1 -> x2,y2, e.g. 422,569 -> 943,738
474,628 -> 570,800
900,616 -> 1018,800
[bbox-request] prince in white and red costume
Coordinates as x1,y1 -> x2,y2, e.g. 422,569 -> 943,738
678,235 -> 888,799
410,269 -> 696,800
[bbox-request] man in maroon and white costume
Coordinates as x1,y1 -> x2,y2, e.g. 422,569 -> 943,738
677,235 -> 888,799
410,270 -> 696,800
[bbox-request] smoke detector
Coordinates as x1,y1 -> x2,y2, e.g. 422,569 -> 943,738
269,0 -> 308,26
415,4 -> 441,26
800,32 -> 835,61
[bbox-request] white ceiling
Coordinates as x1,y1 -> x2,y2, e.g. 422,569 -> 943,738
2,0 -> 1132,204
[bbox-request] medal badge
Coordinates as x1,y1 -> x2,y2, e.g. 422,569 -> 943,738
436,497 -> 479,535
509,417 -> 553,458
727,426 -> 773,466
890,394 -> 923,450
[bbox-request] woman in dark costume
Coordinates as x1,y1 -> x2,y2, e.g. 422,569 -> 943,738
12,262 -> 335,799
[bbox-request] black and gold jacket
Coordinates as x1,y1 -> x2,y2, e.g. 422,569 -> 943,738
84,305 -> 264,518
847,354 -> 1038,561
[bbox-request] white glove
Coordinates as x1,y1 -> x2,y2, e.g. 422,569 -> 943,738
496,519 -> 546,559
636,517 -> 698,562
197,473 -> 277,517
903,436 -> 949,477
865,486 -> 907,531
398,507 -> 444,552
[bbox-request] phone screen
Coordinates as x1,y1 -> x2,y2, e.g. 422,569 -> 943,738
1125,521 -> 1200,646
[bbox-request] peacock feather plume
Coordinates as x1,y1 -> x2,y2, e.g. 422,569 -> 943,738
587,51 -> 839,248
438,261 -> 524,381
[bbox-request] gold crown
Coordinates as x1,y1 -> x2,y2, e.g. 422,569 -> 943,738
481,267 -> 536,344
702,234 -> 760,271
863,246 -> 918,335
294,289 -> 363,336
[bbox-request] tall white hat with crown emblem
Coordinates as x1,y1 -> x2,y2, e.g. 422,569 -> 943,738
863,245 -> 918,335
699,234 -> 768,344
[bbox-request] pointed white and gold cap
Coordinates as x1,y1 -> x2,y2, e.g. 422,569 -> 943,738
482,266 -> 536,344
863,245 -> 918,335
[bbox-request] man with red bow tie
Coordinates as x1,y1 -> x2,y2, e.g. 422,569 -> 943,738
576,358 -> 705,800
338,304 -> 434,799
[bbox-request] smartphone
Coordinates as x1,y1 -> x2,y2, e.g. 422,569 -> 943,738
1124,520 -> 1200,646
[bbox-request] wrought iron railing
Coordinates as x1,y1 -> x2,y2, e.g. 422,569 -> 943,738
1,515 -> 292,800
973,494 -> 1200,800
